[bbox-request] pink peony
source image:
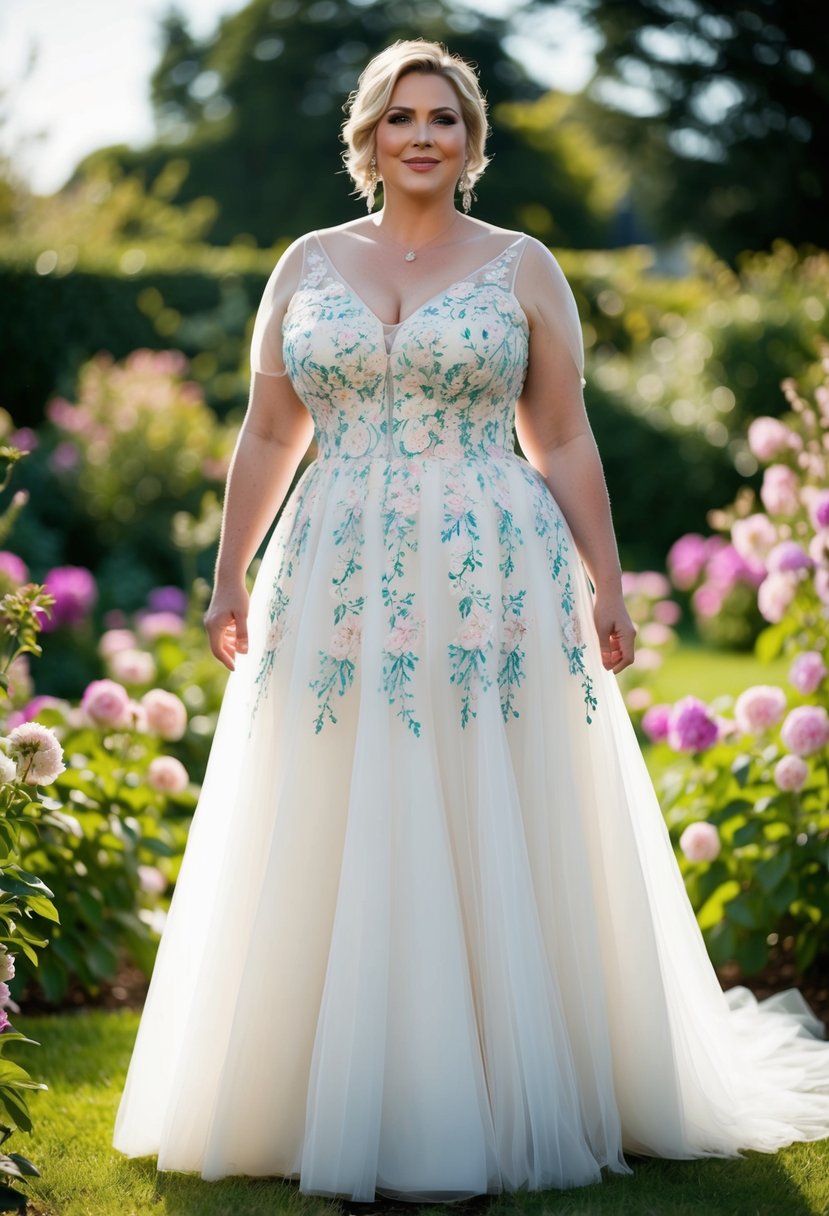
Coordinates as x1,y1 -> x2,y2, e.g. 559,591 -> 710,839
812,492 -> 829,530
773,754 -> 809,793
136,611 -> 185,641
98,628 -> 138,659
731,513 -> 778,561
667,534 -> 708,589
789,651 -> 827,697
141,689 -> 188,741
760,465 -> 799,517
502,615 -> 529,654
383,617 -> 422,656
679,821 -> 721,863
757,572 -> 797,624
706,544 -> 765,589
109,648 -> 157,686
734,685 -> 788,735
0,552 -> 29,585
780,706 -> 829,757
636,572 -> 671,599
147,756 -> 189,793
0,951 -> 15,982
668,696 -> 720,753
692,583 -> 725,618
642,703 -> 672,743
766,541 -> 812,574
653,599 -> 682,625
0,753 -> 17,785
7,722 -> 65,785
747,416 -> 796,461
454,612 -> 493,652
82,678 -> 132,728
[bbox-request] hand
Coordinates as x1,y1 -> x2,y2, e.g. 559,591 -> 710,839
203,580 -> 250,671
593,591 -> 636,674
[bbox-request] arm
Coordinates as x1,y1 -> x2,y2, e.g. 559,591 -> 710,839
514,238 -> 636,674
204,238 -> 315,671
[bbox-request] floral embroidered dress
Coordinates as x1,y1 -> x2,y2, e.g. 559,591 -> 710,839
113,230 -> 829,1202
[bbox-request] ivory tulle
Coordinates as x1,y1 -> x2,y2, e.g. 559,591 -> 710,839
112,454 -> 829,1202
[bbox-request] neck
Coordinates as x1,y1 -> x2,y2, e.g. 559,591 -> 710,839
371,193 -> 460,247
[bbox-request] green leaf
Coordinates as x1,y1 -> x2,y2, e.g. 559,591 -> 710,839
724,891 -> 764,931
706,919 -> 737,967
21,894 -> 59,924
736,933 -> 769,975
3,1153 -> 39,1179
756,850 -> 792,893
0,1182 -> 27,1211
697,879 -> 741,931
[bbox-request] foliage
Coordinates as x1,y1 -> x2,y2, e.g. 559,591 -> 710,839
571,0 -> 828,260
646,353 -> 829,977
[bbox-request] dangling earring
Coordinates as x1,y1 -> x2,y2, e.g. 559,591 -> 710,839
458,160 -> 473,214
366,156 -> 378,213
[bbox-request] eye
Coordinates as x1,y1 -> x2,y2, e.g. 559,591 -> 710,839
434,115 -> 457,124
387,113 -> 410,124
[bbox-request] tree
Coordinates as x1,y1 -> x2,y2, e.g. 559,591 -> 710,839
70,0 -> 620,248
559,0 -> 829,258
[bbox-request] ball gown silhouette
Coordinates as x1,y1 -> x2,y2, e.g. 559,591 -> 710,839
112,230 -> 829,1201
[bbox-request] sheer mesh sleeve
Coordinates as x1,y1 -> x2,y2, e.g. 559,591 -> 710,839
249,235 -> 306,378
514,236 -> 587,388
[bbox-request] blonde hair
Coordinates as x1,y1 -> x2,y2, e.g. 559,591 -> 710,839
341,39 -> 491,203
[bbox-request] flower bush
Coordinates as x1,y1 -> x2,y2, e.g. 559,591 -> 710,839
651,354 -> 829,977
616,570 -> 681,723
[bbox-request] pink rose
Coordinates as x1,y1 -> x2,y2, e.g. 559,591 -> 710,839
109,648 -> 157,686
81,679 -> 132,729
141,689 -> 188,741
147,756 -> 189,794
733,685 -> 787,735
747,417 -> 796,461
789,651 -> 827,697
760,464 -> 799,516
679,821 -> 721,863
757,572 -> 797,624
780,705 -> 829,757
668,696 -> 719,752
773,754 -> 808,793
731,513 -> 778,561
97,628 -> 138,659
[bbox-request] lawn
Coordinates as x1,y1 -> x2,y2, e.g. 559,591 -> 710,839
8,643 -> 826,1216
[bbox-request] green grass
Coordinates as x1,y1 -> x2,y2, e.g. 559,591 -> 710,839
8,1007 -> 829,1216
648,640 -> 790,706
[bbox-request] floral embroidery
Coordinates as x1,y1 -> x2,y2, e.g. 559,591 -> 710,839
246,230 -> 598,735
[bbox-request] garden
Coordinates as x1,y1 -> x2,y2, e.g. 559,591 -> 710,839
2,0 -> 829,1213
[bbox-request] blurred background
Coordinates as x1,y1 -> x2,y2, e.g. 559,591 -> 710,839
1,0 -> 827,639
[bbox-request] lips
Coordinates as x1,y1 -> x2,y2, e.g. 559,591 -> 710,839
403,158 -> 439,165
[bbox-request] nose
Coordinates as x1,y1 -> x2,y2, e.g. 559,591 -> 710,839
412,121 -> 433,146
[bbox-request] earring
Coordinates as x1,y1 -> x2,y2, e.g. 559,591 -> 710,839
366,156 -> 378,213
459,161 -> 473,214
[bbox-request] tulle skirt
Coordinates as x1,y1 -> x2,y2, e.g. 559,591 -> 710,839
112,452 -> 829,1201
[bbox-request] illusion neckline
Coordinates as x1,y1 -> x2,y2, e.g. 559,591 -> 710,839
311,230 -> 528,333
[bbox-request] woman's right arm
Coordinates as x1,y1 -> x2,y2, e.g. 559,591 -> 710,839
204,239 -> 315,670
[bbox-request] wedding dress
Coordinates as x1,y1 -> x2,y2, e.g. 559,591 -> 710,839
112,229 -> 829,1201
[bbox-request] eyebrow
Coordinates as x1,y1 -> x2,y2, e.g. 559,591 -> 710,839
385,105 -> 460,115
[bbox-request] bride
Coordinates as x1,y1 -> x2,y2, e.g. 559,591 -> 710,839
112,38 -> 829,1202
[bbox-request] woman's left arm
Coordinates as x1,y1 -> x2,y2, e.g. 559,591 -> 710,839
514,238 -> 636,674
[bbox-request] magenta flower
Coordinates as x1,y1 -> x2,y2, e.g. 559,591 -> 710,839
668,696 -> 720,753
813,494 -> 829,530
39,566 -> 97,631
667,534 -> 708,590
642,703 -> 672,743
780,706 -> 829,757
147,585 -> 188,615
734,685 -> 787,735
706,544 -> 765,589
0,552 -> 29,585
789,651 -> 828,697
766,541 -> 813,575
691,582 -> 724,618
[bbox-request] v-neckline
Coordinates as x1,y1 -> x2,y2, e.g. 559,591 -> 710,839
312,230 -> 527,339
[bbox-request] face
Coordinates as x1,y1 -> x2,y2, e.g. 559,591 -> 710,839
373,70 -> 468,205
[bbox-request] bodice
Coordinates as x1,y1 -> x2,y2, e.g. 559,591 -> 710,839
282,232 -> 531,460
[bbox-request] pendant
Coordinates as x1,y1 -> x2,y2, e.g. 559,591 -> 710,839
404,250 -> 416,262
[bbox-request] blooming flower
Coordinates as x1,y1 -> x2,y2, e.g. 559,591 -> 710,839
147,585 -> 188,615
747,417 -> 795,461
679,821 -> 721,863
667,696 -> 720,752
0,552 -> 29,585
0,1009 -> 9,1033
136,612 -> 185,641
137,864 -> 168,894
0,753 -> 17,784
455,612 -> 493,651
734,685 -> 787,735
7,722 -> 65,785
757,572 -> 797,624
666,534 -> 708,589
773,754 -> 809,793
0,951 -> 15,982
98,628 -> 138,659
653,599 -> 682,626
82,678 -> 132,728
766,541 -> 813,575
147,756 -> 189,794
383,616 -> 422,656
502,615 -> 528,653
141,689 -> 188,741
789,651 -> 827,697
642,703 -> 672,743
731,513 -> 778,561
328,618 -> 362,662
812,492 -> 829,530
109,648 -> 157,686
780,705 -> 829,757
760,464 -> 799,517
39,565 -> 97,631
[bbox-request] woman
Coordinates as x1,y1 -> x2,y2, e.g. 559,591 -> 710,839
112,39 -> 829,1202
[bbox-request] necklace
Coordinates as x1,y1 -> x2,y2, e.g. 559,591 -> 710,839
375,215 -> 461,262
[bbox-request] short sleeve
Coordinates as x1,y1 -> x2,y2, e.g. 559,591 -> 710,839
249,235 -> 305,377
516,236 -> 586,388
